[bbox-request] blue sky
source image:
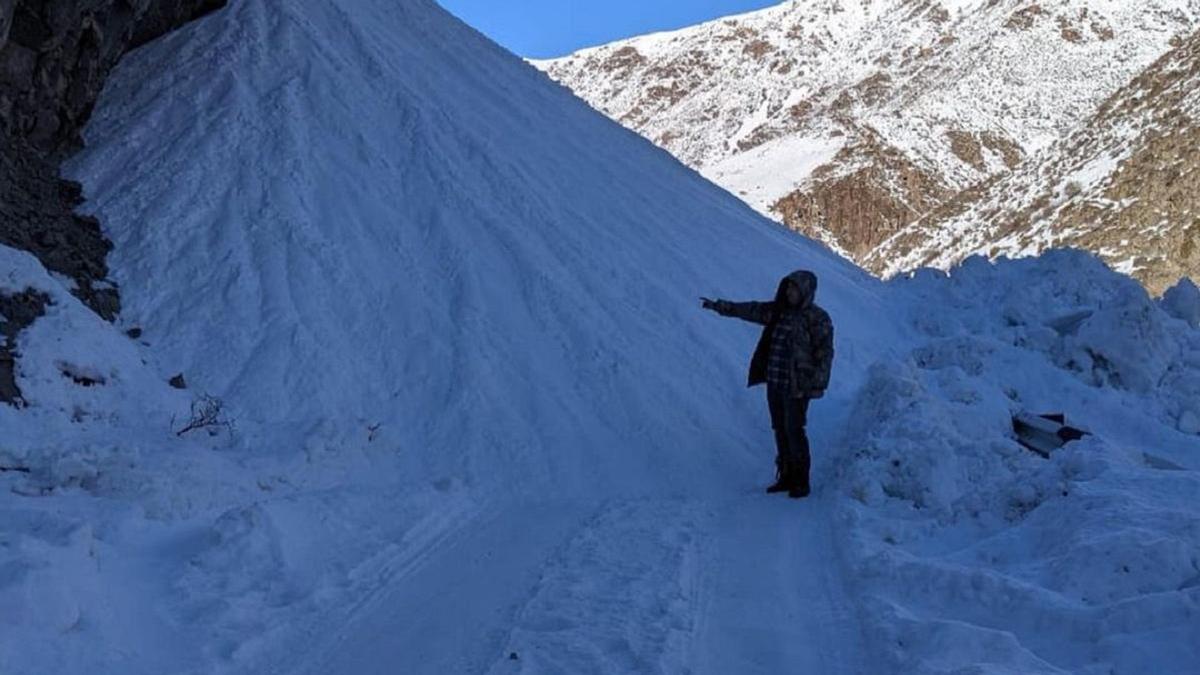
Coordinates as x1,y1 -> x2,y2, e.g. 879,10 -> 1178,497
438,0 -> 780,59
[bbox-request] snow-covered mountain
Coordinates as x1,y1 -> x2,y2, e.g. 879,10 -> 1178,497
871,28 -> 1200,293
1,1 -> 1198,674
537,0 -> 1200,285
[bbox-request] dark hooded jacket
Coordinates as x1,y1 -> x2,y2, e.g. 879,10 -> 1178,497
715,270 -> 835,399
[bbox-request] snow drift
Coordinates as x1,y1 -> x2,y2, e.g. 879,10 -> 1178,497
838,252 -> 1200,673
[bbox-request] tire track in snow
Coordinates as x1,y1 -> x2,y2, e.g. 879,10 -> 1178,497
242,493 -> 869,675
485,494 -> 871,674
292,500 -> 593,675
232,494 -> 487,675
485,499 -> 712,674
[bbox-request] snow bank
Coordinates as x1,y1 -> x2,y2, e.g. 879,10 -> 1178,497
836,252 -> 1200,673
0,245 -> 189,445
1162,278 -> 1200,329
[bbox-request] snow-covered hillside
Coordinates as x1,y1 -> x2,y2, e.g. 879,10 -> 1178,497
871,29 -> 1200,294
1,0 -> 1198,673
537,0 -> 1200,281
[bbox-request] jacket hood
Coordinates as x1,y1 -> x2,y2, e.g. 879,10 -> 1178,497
775,270 -> 817,308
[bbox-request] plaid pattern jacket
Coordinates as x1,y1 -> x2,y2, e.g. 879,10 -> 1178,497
713,270 -> 835,399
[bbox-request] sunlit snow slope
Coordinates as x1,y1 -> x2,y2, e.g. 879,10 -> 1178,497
49,1 -> 893,671
69,0 -> 892,500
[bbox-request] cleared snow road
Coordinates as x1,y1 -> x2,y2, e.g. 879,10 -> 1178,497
692,496 -> 869,675
280,393 -> 870,674
280,493 -> 868,675
291,503 -> 592,675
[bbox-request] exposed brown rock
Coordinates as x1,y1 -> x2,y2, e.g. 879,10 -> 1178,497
646,83 -> 690,106
743,39 -> 774,59
864,174 -> 1004,272
854,72 -> 892,106
947,130 -> 985,170
1092,20 -> 1115,41
1006,5 -> 1048,31
789,99 -> 813,120
830,73 -> 893,112
646,49 -> 715,81
601,46 -> 645,74
1059,16 -> 1085,43
540,0 -> 1196,293
980,132 -> 1024,169
736,124 -> 783,153
772,138 -> 952,257
718,24 -> 759,43
1056,123 -> 1200,293
947,130 -> 1024,171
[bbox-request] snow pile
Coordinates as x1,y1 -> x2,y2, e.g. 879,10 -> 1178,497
63,0 -> 887,502
0,512 -> 102,670
1162,278 -> 1200,330
836,252 -> 1200,673
0,246 -> 189,444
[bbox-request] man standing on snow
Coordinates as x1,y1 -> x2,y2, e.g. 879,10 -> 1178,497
702,270 -> 834,499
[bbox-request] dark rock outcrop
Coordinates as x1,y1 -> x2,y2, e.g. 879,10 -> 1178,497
0,131 -> 118,318
0,0 -> 225,408
0,0 -> 225,317
1,0 -> 225,155
0,287 -> 49,406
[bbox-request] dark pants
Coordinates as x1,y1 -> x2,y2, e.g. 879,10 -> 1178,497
767,386 -> 811,489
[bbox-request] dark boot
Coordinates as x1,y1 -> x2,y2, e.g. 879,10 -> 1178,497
766,426 -> 792,494
787,457 -> 811,498
766,460 -> 791,494
787,422 -> 812,499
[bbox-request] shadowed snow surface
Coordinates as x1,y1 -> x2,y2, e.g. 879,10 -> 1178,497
46,0 -> 885,672
68,0 -> 889,500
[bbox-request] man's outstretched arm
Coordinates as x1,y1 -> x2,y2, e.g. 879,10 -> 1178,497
701,297 -> 774,325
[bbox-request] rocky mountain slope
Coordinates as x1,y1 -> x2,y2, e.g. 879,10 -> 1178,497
537,0 -> 1200,284
0,0 -> 224,403
870,28 -> 1200,293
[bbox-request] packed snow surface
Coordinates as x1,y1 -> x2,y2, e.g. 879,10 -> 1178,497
0,0 -> 1197,673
